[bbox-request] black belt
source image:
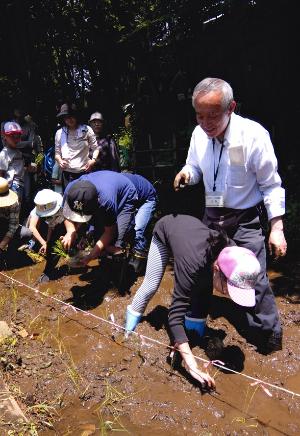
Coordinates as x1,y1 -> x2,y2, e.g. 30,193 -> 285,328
205,202 -> 263,220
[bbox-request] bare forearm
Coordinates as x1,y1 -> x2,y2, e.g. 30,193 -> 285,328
270,216 -> 284,231
30,225 -> 46,246
88,225 -> 115,259
0,235 -> 11,250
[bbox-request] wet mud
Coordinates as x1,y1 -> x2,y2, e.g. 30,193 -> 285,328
0,255 -> 300,435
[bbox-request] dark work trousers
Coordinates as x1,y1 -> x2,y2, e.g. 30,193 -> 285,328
43,222 -> 66,277
203,204 -> 281,336
61,170 -> 86,193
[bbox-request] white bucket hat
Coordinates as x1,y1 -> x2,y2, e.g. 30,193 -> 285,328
33,189 -> 63,218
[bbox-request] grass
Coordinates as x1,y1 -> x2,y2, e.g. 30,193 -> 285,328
11,286 -> 19,318
0,294 -> 6,315
231,384 -> 260,429
0,420 -> 39,436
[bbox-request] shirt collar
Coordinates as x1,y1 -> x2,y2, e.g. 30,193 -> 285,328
223,112 -> 241,147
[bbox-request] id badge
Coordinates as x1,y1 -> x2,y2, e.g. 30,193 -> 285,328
205,192 -> 224,207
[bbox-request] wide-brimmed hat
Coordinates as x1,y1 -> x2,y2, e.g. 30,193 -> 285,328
56,103 -> 78,119
217,246 -> 261,307
33,189 -> 63,217
0,177 -> 18,207
89,112 -> 104,122
63,180 -> 97,223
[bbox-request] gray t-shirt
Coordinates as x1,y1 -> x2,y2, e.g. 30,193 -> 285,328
0,146 -> 25,186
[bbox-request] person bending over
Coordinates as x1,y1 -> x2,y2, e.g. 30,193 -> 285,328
125,214 -> 261,389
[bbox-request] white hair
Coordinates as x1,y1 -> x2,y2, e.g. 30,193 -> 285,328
192,78 -> 234,109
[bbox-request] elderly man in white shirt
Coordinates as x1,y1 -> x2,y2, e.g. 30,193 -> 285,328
174,77 -> 287,354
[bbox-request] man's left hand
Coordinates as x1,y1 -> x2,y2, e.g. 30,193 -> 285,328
268,229 -> 287,259
84,159 -> 96,172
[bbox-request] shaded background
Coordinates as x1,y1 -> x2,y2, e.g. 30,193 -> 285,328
0,0 -> 298,243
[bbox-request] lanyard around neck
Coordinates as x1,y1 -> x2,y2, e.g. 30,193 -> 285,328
212,138 -> 225,192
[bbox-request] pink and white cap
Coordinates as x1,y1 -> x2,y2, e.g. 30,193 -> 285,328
217,246 -> 261,307
3,121 -> 22,135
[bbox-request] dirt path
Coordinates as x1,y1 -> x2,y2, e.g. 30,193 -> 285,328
0,258 -> 300,435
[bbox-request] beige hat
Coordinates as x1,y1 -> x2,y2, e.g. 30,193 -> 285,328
0,177 -> 18,207
89,112 -> 103,122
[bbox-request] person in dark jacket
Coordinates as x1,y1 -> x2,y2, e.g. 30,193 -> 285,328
125,214 -> 261,389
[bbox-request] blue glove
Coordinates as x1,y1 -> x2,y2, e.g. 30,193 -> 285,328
125,305 -> 142,333
184,312 -> 206,337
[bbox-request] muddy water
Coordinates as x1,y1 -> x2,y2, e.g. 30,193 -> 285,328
1,260 -> 300,435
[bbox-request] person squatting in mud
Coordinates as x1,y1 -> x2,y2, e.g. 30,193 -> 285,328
174,77 -> 287,353
60,170 -> 138,264
21,189 -> 68,283
124,214 -> 261,390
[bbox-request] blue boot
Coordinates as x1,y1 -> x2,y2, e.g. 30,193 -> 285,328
125,305 -> 142,333
185,312 -> 206,338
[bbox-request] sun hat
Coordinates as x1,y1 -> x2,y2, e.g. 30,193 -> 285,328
217,246 -> 261,307
63,180 -> 97,223
34,189 -> 63,217
56,103 -> 78,118
0,177 -> 18,207
3,121 -> 22,135
89,112 -> 103,122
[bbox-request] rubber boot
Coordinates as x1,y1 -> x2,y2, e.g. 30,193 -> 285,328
128,250 -> 147,276
184,312 -> 206,342
125,305 -> 142,333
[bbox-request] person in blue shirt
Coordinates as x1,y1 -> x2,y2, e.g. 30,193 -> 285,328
122,172 -> 157,274
61,170 -> 138,265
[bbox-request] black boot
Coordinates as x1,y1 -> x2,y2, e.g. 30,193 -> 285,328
128,250 -> 147,276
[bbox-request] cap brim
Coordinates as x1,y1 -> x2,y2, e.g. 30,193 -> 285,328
35,193 -> 63,217
0,190 -> 18,207
227,283 -> 256,307
57,112 -> 69,118
63,201 -> 92,223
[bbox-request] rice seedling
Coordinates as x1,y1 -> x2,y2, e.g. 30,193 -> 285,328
231,383 -> 260,429
29,314 -> 41,328
61,349 -> 83,390
96,380 -> 137,418
0,294 -> 6,315
11,286 -> 19,318
2,420 -> 38,436
8,383 -> 23,398
52,240 -> 69,259
27,401 -> 58,418
24,248 -> 45,263
97,413 -> 129,435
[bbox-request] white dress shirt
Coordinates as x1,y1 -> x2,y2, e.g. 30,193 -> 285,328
183,113 -> 285,220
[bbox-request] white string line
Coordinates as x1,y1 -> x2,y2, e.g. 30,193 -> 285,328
1,271 -> 300,399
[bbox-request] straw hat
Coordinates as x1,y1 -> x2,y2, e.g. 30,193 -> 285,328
0,177 -> 18,207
